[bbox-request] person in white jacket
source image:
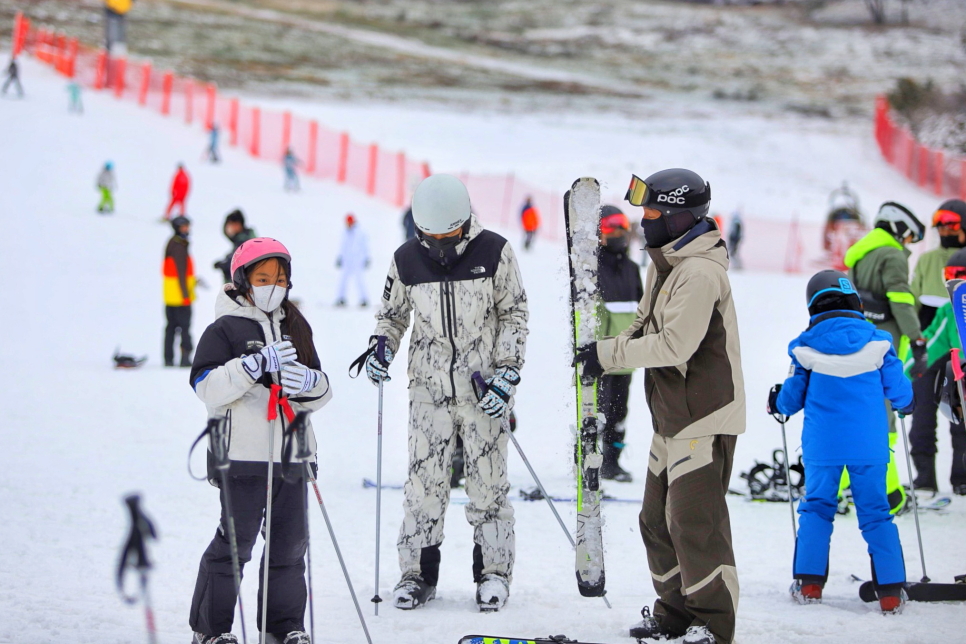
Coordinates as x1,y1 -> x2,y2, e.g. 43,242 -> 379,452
335,213 -> 370,307
188,237 -> 332,644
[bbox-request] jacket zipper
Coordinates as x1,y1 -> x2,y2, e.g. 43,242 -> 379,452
442,277 -> 458,400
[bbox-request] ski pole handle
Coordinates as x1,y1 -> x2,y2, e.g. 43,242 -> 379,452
471,371 -> 488,401
375,335 -> 388,365
291,411 -> 313,461
952,348 -> 965,381
208,417 -> 230,470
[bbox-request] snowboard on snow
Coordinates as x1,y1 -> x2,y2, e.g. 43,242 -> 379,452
859,580 -> 966,603
564,178 -> 606,598
459,636 -> 609,644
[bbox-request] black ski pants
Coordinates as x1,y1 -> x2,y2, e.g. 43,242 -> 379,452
189,474 -> 308,636
598,374 -> 631,448
164,305 -> 193,366
910,356 -> 966,486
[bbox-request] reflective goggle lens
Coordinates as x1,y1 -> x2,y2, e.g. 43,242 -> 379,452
625,175 -> 648,207
933,210 -> 962,230
945,266 -> 966,281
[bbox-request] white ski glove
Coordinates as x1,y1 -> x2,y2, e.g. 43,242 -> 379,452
478,365 -> 520,419
241,340 -> 297,381
281,362 -> 321,396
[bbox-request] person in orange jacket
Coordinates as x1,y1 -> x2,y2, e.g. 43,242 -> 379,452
521,196 -> 540,251
165,163 -> 191,220
163,216 -> 197,366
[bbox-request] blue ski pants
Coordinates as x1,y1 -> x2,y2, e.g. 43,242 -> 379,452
794,463 -> 905,586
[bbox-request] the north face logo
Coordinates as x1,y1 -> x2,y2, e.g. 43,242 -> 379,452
471,266 -> 486,275
246,340 -> 264,351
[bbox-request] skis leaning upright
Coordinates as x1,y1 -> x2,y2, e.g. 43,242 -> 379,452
564,177 -> 606,599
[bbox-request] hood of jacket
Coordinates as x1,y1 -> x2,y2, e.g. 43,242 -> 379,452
797,312 -> 876,356
650,218 -> 730,272
843,227 -> 907,268
214,284 -> 287,324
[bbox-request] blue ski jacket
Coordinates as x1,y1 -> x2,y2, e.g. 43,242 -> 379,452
776,310 -> 913,466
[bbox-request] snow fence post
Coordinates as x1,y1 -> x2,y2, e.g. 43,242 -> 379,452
94,50 -> 107,90
367,144 -> 379,196
65,38 -> 77,78
229,98 -> 240,146
138,63 -> 151,106
184,80 -> 193,124
282,111 -> 292,153
113,57 -> 127,99
205,83 -> 217,131
919,144 -> 929,189
395,152 -> 406,207
307,121 -> 318,175
161,72 -> 174,115
250,107 -> 261,157
337,133 -> 350,184
935,151 -> 944,196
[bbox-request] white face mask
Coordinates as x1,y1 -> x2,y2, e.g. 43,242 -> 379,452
250,285 -> 287,313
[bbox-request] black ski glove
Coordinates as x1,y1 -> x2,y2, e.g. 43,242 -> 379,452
766,384 -> 782,416
897,393 -> 916,418
573,343 -> 604,381
910,339 -> 928,379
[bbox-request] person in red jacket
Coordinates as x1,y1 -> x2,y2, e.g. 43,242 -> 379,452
165,163 -> 191,220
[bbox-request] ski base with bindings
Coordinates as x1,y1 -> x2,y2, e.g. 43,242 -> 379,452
859,580 -> 966,603
564,177 -> 606,599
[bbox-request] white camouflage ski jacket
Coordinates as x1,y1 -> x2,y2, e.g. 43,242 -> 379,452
373,215 -> 529,405
190,287 -> 332,474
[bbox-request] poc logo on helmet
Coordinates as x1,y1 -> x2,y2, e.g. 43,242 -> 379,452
656,185 -> 690,205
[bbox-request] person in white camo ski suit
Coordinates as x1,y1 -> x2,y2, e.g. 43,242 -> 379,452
360,174 -> 529,612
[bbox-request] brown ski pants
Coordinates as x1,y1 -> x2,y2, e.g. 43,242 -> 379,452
640,433 -> 739,644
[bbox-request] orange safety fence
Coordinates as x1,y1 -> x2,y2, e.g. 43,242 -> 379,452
12,12 -> 430,210
874,95 -> 966,200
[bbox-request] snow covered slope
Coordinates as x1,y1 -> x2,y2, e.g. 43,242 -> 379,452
1,57 -> 964,644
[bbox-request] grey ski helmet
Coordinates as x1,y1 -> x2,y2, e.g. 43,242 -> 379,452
411,175 -> 472,235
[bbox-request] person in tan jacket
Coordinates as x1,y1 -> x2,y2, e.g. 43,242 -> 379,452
575,168 -> 744,644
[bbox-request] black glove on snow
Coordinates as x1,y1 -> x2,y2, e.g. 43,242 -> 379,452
910,339 -> 928,379
766,384 -> 782,416
573,343 -> 604,381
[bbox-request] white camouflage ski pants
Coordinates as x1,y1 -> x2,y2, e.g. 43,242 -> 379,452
398,400 -> 515,581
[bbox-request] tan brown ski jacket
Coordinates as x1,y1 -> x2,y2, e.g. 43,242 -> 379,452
596,220 -> 745,439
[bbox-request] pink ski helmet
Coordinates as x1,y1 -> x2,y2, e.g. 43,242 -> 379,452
230,238 -> 292,288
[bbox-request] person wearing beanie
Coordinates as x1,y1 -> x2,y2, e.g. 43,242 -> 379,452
214,209 -> 256,284
595,206 -> 644,482
843,201 -> 927,514
906,245 -> 966,495
767,270 -> 913,614
163,216 -> 197,367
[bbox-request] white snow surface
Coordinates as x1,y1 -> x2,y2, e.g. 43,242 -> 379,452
1,57 -> 965,643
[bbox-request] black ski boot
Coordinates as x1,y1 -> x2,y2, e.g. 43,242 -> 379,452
912,454 -> 937,493
273,632 -> 311,644
193,634 -> 239,644
629,607 -> 678,640
953,484 -> 966,496
392,573 -> 436,610
600,428 -> 632,483
681,625 -> 715,644
476,573 -> 509,612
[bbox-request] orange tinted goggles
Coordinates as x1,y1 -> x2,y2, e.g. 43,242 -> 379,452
945,265 -> 966,281
625,175 -> 648,207
933,209 -> 962,230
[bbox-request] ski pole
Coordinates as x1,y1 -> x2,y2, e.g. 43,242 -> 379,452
209,417 -> 249,644
777,416 -> 798,540
897,413 -> 930,582
292,412 -> 373,644
117,494 -> 158,644
374,377 -> 384,615
305,485 -> 315,644
472,372 -> 611,609
261,417 -> 277,644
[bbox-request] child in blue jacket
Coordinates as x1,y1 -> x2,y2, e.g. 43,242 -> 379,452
766,269 -> 914,614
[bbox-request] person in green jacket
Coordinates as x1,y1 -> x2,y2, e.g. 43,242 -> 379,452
843,201 -> 927,514
596,206 -> 645,482
908,200 -> 966,493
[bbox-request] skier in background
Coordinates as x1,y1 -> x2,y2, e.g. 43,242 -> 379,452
402,206 -> 416,241
96,161 -> 116,214
596,205 -> 644,483
728,210 -> 743,270
206,123 -> 220,164
576,168 -> 744,644
67,80 -> 82,113
188,238 -> 332,644
165,163 -> 191,220
520,196 -> 540,251
844,202 -> 927,514
214,209 -> 256,284
163,216 -> 197,367
908,199 -> 966,495
767,270 -> 912,614
359,174 -> 528,613
283,148 -> 301,192
1,57 -> 23,97
335,213 -> 370,308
